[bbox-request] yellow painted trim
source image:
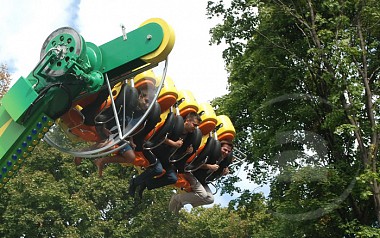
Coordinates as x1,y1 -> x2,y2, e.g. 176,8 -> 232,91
0,118 -> 12,137
140,18 -> 175,63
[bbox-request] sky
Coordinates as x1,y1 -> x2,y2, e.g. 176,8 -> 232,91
0,0 -> 230,103
0,0 -> 264,207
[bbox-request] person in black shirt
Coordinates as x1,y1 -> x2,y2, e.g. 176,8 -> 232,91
92,86 -> 153,176
168,140 -> 233,214
129,111 -> 201,198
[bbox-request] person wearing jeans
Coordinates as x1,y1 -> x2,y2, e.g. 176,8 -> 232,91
129,111 -> 202,198
168,140 -> 233,214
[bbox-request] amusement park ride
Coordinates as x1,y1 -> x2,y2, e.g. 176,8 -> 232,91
0,18 -> 242,192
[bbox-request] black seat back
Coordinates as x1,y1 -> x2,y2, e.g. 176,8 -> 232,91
205,151 -> 234,183
94,84 -> 139,137
133,102 -> 161,151
146,112 -> 175,147
171,128 -> 202,171
184,136 -> 216,173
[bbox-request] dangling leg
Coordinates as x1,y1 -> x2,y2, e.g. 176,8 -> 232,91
74,157 -> 82,166
74,139 -> 112,167
94,145 -> 135,177
94,154 -> 126,177
129,161 -> 163,197
168,173 -> 211,214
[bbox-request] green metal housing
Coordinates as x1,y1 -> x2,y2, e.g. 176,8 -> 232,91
0,19 -> 173,187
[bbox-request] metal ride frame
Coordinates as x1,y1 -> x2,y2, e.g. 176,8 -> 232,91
44,59 -> 169,158
0,18 -> 175,187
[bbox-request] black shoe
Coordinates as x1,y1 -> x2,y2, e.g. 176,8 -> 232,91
128,178 -> 137,197
137,183 -> 147,199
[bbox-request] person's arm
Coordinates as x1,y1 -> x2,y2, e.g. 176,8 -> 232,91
221,167 -> 230,175
164,138 -> 183,148
200,163 -> 219,171
219,156 -> 232,176
185,145 -> 193,154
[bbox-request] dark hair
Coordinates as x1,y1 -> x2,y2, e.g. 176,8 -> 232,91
220,140 -> 233,149
186,111 -> 202,123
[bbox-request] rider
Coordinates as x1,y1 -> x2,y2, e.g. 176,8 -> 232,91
92,84 -> 154,176
168,140 -> 233,214
73,72 -> 156,176
128,111 -> 201,198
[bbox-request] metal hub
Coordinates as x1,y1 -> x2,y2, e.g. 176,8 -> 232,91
40,27 -> 84,77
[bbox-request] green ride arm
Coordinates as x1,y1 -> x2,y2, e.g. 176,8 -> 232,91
0,18 -> 175,188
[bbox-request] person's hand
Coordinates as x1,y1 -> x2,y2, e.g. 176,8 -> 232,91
186,145 -> 193,154
174,138 -> 183,148
102,127 -> 111,137
222,167 -> 230,175
208,164 -> 219,172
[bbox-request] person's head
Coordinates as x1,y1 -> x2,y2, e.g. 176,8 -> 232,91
183,111 -> 202,133
137,86 -> 154,111
220,140 -> 233,158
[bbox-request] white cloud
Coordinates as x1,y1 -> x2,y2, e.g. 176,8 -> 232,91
1,0 -> 244,207
0,0 -> 77,81
1,0 -> 229,103
76,0 -> 229,103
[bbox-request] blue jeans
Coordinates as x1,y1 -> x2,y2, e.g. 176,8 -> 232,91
118,142 -> 132,154
133,161 -> 164,186
133,161 -> 177,190
146,165 -> 177,190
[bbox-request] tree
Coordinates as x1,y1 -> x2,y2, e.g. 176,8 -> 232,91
0,64 -> 11,99
0,142 -> 181,237
170,203 -> 256,238
207,0 -> 380,236
1,141 -> 263,237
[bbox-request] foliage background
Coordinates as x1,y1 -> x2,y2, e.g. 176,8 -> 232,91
2,0 -> 380,236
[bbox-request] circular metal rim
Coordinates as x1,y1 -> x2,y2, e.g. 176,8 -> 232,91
40,27 -> 84,77
44,60 -> 170,158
